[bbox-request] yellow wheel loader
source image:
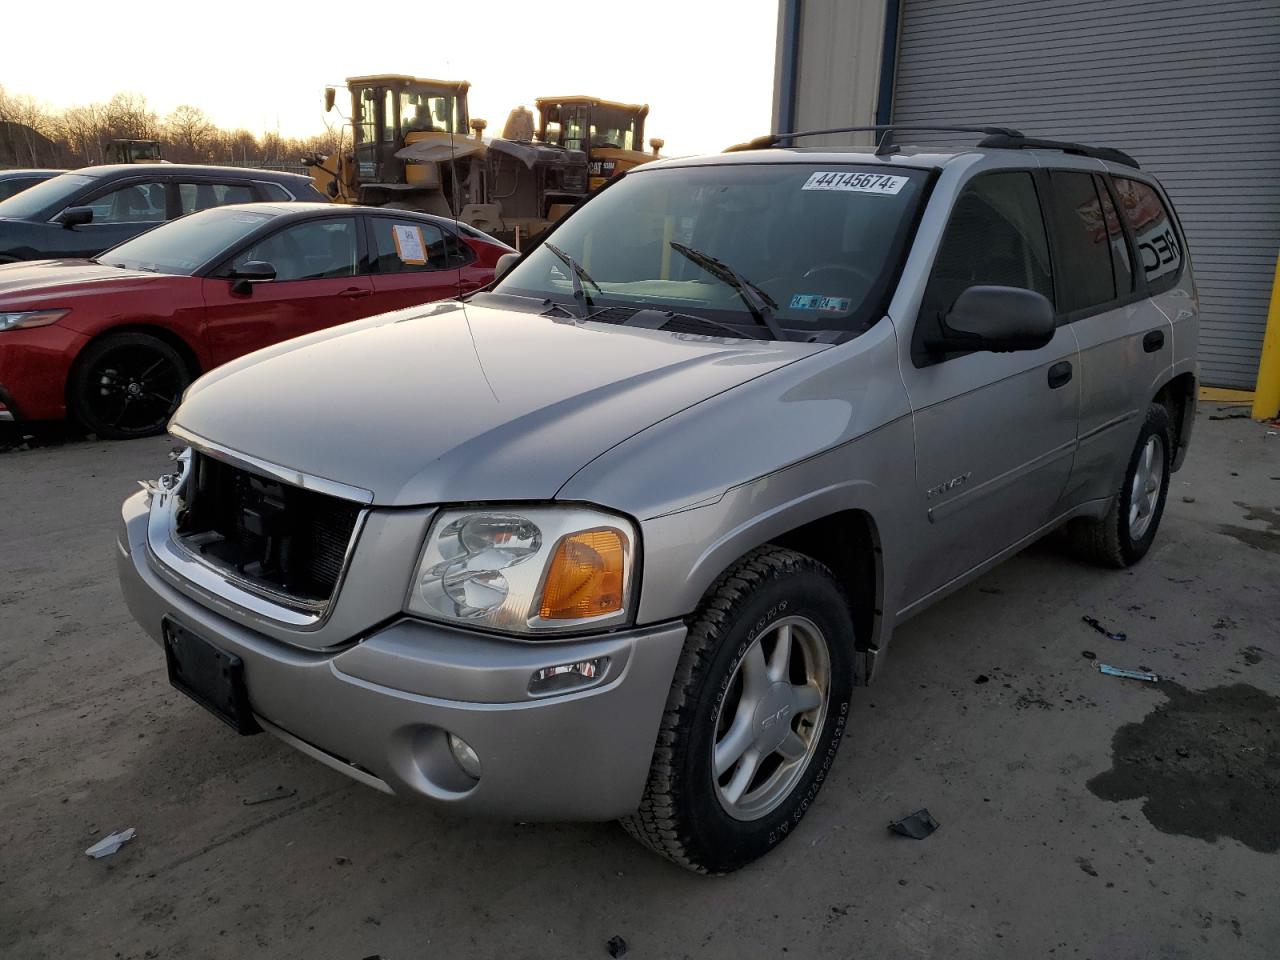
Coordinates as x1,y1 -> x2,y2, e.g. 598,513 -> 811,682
534,96 -> 664,191
304,75 -> 590,246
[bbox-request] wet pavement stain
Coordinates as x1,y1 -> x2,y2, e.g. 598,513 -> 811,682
1221,503 -> 1280,553
1088,682 -> 1280,853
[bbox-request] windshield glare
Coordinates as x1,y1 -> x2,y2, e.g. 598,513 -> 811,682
99,207 -> 276,275
497,163 -> 927,337
0,173 -> 95,219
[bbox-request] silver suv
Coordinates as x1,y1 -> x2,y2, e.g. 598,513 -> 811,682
117,128 -> 1197,873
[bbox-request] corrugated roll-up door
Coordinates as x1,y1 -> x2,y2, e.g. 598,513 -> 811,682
890,0 -> 1280,389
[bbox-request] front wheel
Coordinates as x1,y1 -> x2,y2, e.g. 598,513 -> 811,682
622,546 -> 855,873
69,332 -> 190,440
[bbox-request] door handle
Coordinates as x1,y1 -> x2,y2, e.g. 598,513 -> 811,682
339,287 -> 372,299
1143,329 -> 1165,353
1047,360 -> 1073,389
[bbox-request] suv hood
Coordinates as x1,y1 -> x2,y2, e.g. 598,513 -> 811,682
174,302 -> 825,506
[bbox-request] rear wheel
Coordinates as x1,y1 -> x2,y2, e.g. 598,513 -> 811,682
69,332 -> 190,440
622,546 -> 854,873
1068,403 -> 1173,567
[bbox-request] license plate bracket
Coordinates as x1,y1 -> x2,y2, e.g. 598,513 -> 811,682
163,618 -> 261,735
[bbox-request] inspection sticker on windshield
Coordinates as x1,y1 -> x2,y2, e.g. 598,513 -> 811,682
791,294 -> 852,312
802,172 -> 908,195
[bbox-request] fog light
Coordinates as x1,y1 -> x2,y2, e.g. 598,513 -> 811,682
528,656 -> 610,695
447,733 -> 482,779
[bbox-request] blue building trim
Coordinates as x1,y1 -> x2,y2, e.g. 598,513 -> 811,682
875,0 -> 902,126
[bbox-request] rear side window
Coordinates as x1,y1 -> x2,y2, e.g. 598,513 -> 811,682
370,218 -> 472,272
1112,177 -> 1183,290
1044,171 -> 1116,314
257,181 -> 296,202
1096,176 -> 1134,296
178,182 -> 256,215
920,170 -> 1054,324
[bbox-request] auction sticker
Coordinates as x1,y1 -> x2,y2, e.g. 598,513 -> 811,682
790,294 -> 853,312
392,224 -> 427,265
802,171 -> 908,195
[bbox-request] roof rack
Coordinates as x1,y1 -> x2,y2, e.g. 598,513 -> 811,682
724,124 -> 1140,169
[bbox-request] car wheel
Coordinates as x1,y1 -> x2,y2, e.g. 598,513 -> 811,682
69,332 -> 190,440
622,546 -> 855,873
1068,402 -> 1173,568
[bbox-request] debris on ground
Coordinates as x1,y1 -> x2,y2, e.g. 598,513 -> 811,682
1082,650 -> 1097,660
606,934 -> 629,957
889,809 -> 939,839
1098,664 -> 1159,682
1181,496 -> 1196,503
85,827 -> 137,859
974,674 -> 990,684
1208,410 -> 1250,421
1083,615 -> 1128,642
242,786 -> 297,806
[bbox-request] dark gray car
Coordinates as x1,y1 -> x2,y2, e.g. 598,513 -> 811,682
0,169 -> 65,202
0,164 -> 327,262
117,129 -> 1197,873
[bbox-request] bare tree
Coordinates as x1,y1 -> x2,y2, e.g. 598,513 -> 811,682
164,104 -> 215,162
103,92 -> 158,142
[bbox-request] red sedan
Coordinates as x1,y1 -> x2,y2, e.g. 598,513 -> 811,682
0,203 -> 512,438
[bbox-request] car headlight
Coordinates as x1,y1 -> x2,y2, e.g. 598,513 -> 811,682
407,506 -> 637,636
0,309 -> 69,332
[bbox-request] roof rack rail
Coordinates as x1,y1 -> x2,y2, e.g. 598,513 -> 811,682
724,124 -> 1140,169
724,124 -> 1023,155
976,133 -> 1140,169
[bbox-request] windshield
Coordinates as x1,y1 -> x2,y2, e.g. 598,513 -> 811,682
0,173 -> 95,220
496,162 -> 928,337
400,90 -> 463,135
98,207 -> 277,275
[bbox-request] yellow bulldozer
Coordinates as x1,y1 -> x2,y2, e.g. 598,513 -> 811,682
303,75 -> 591,245
534,96 -> 664,190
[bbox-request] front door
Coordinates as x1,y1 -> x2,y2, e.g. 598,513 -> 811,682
899,170 -> 1080,603
366,216 -> 468,310
201,216 -> 373,366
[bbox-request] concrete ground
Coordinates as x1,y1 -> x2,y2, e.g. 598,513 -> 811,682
1,409 -> 1277,960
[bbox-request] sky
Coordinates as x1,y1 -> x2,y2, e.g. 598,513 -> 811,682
2,0 -> 779,156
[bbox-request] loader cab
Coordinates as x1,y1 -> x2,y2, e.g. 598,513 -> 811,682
536,97 -> 658,190
348,75 -> 470,186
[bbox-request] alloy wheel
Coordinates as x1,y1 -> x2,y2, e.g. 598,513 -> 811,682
1128,434 -> 1165,541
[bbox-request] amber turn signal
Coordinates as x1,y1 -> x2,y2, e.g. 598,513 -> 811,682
538,529 -> 627,620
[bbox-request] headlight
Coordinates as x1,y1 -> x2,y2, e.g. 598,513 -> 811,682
0,309 -> 68,332
407,506 -> 637,636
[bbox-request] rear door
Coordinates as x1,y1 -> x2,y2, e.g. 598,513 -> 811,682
1047,170 -> 1173,507
200,215 -> 373,365
899,169 -> 1080,602
366,215 -> 470,310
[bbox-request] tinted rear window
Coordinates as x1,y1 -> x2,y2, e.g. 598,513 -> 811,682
1045,171 -> 1116,313
1113,177 -> 1183,290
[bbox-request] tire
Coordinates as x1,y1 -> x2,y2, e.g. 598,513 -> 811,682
69,332 -> 190,440
1068,402 -> 1173,568
622,546 -> 855,873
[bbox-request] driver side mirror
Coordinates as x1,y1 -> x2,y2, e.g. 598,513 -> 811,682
229,260 -> 276,296
493,252 -> 520,282
56,207 -> 94,229
933,285 -> 1055,353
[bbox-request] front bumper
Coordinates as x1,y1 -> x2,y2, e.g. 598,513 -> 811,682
117,490 -> 687,820
0,324 -> 89,422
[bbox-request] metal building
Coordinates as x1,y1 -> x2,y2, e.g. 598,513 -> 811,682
772,0 -> 1280,391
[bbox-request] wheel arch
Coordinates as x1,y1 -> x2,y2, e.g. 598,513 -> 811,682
1153,371 -> 1196,471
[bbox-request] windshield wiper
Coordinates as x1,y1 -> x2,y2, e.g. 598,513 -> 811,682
620,309 -> 766,340
668,241 -> 788,341
543,242 -> 602,320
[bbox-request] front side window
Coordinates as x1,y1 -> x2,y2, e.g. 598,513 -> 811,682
498,163 -> 929,337
919,171 -> 1054,326
1044,171 -> 1117,313
221,218 -> 358,282
81,181 -> 167,224
1113,177 -> 1183,289
179,182 -> 256,215
370,218 -> 471,273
